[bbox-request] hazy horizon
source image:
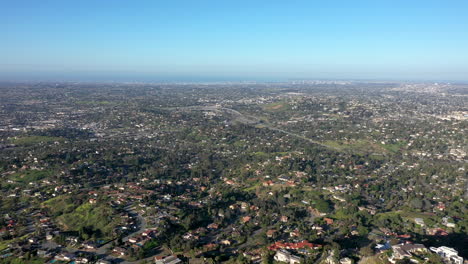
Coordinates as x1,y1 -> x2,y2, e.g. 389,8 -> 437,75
1,71 -> 467,84
3,0 -> 468,82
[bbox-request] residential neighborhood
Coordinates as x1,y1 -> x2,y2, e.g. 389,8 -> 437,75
0,81 -> 466,263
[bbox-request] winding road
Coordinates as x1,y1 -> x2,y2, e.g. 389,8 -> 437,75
96,203 -> 147,263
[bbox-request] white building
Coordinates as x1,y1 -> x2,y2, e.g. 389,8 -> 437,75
274,249 -> 302,264
430,246 -> 463,264
340,257 -> 353,264
155,255 -> 182,264
414,218 -> 425,226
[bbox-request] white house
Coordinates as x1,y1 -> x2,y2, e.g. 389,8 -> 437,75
430,246 -> 463,264
155,255 -> 182,264
274,249 -> 302,264
414,218 -> 425,226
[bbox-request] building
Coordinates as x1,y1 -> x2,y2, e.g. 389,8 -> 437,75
375,241 -> 391,251
96,260 -> 111,264
390,244 -> 427,263
154,255 -> 182,264
324,218 -> 334,225
112,247 -> 127,256
430,246 -> 464,264
414,218 -> 425,226
266,229 -> 277,238
280,215 -> 289,223
340,257 -> 353,264
268,240 -> 322,251
55,253 -> 75,261
274,249 -> 302,264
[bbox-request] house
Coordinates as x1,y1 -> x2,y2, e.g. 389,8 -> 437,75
46,232 -> 54,240
75,257 -> 90,263
289,229 -> 300,237
182,232 -> 198,240
207,223 -> 219,229
204,243 -> 217,250
65,235 -> 79,243
278,175 -> 291,182
240,202 -> 249,210
436,202 -> 446,211
83,241 -> 97,249
269,240 -> 322,251
428,228 -> 448,236
37,249 -> 53,258
445,222 -> 456,228
112,247 -> 127,256
397,234 -> 411,239
242,216 -> 251,223
243,251 -> 262,261
263,180 -> 274,186
332,195 -> 346,202
142,229 -> 157,237
326,254 -> 337,264
225,179 -> 235,185
220,239 -> 231,245
96,260 -> 111,264
266,229 -> 277,238
312,225 -> 323,231
340,257 -> 353,264
274,249 -> 302,264
128,236 -> 141,243
154,255 -> 182,264
414,218 -> 425,226
430,246 -> 463,264
286,181 -> 297,187
390,244 -> 427,263
375,241 -> 391,251
442,217 -> 456,228
55,253 -> 75,261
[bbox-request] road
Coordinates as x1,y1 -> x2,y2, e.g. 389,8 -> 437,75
97,204 -> 148,263
37,203 -> 149,264
170,105 -> 340,151
263,125 -> 341,151
122,205 -> 147,242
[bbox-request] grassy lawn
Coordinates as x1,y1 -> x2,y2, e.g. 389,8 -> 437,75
399,211 -> 435,220
0,240 -> 10,251
375,210 -> 437,224
42,195 -> 78,214
322,139 -> 407,155
0,234 -> 31,251
379,141 -> 407,153
243,182 -> 261,192
43,195 -> 120,240
322,139 -> 389,155
8,170 -> 53,184
57,203 -> 119,239
262,101 -> 289,112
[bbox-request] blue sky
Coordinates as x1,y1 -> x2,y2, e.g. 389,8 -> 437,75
2,0 -> 468,81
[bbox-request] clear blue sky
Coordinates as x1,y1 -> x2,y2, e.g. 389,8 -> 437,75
2,0 -> 468,82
